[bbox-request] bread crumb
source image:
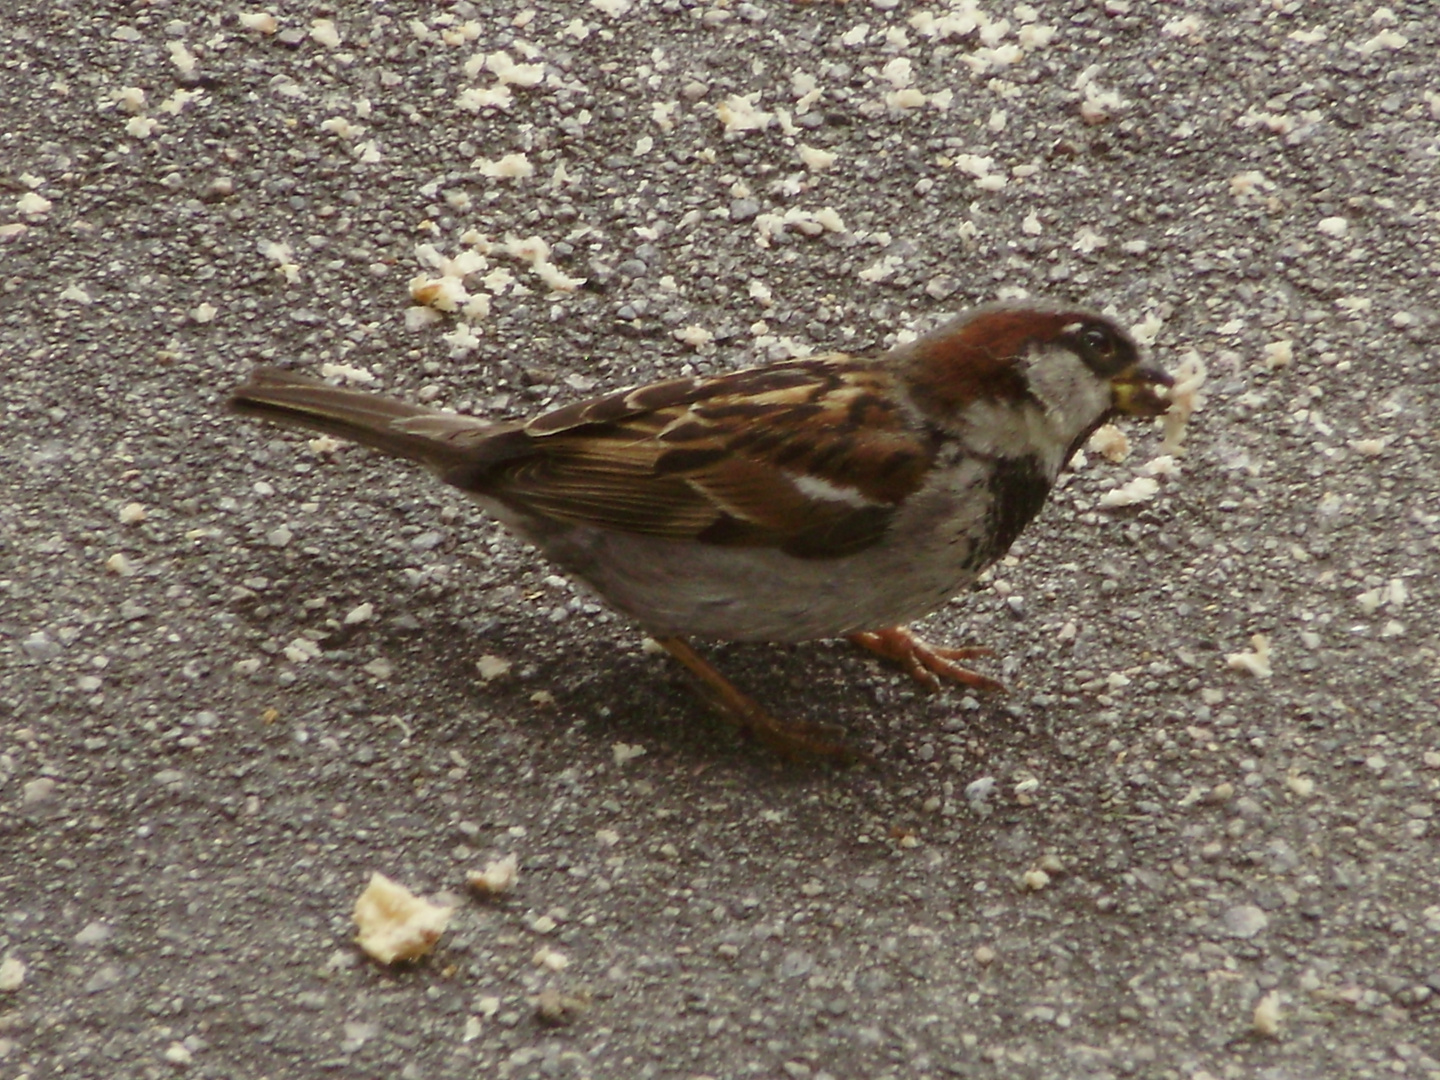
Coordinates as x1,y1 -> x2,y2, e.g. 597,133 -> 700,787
475,153 -> 534,180
458,85 -> 514,111
612,742 -> 647,766
353,873 -> 452,963
534,262 -> 586,292
1252,992 -> 1281,1037
239,12 -> 278,33
1098,476 -> 1158,508
485,51 -> 545,87
1087,424 -> 1130,463
1080,82 -> 1127,125
310,18 -> 341,48
467,853 -> 519,896
674,325 -> 714,349
799,145 -> 836,171
168,41 -> 197,75
410,274 -> 469,312
1022,869 -> 1051,891
1128,312 -> 1164,347
717,93 -> 773,134
1225,634 -> 1272,678
1228,171 -> 1273,199
1261,340 -> 1293,369
113,86 -> 146,113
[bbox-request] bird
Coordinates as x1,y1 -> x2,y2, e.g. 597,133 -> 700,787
230,299 -> 1172,761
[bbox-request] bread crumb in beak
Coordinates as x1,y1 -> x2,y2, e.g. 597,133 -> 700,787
1111,366 -> 1173,417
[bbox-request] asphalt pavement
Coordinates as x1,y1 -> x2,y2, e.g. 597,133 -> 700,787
2,2 -> 1438,1078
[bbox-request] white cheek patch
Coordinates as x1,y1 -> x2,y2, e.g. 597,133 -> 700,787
1021,343 -> 1112,437
954,341 -> 1113,472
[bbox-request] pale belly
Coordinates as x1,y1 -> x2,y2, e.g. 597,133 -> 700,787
473,465 -> 1023,642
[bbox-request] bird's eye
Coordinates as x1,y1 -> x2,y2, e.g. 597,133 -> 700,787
1078,326 -> 1113,356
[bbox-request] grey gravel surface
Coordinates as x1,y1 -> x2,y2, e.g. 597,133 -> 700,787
3,2 -> 1439,1078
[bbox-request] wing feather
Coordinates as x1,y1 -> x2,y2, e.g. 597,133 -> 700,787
464,355 -> 939,559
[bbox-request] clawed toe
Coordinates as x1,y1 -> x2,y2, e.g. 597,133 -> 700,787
849,627 -> 1006,694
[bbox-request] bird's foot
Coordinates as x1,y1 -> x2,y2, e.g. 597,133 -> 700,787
849,626 -> 1005,694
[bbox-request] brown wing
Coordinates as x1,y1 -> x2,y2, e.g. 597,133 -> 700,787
454,356 -> 939,559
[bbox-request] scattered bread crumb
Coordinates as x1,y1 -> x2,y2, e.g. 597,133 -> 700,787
1022,869 -> 1051,891
1140,455 -> 1180,477
1098,476 -> 1159,508
798,145 -> 836,171
475,153 -> 535,180
168,41 -> 197,75
310,18 -> 341,48
717,94 -> 773,134
1262,340 -> 1293,370
1225,634 -> 1273,678
467,853 -> 519,897
1252,992 -> 1281,1037
1128,312 -> 1164,347
612,742 -> 647,766
1087,424 -> 1130,463
239,12 -> 278,34
674,325 -> 713,349
353,872 -> 452,964
318,363 -> 375,384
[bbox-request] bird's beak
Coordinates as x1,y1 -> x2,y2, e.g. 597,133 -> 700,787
1110,365 -> 1173,417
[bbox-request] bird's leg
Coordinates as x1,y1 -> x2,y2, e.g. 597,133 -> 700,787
848,626 -> 1005,694
654,636 -> 861,763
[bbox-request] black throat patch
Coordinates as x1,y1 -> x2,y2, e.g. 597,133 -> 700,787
966,455 -> 1051,570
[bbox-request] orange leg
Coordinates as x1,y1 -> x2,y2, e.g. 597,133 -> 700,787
848,626 -> 1005,694
655,636 -> 862,764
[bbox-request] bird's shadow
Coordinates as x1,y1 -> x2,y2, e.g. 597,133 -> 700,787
401,615 -> 1022,767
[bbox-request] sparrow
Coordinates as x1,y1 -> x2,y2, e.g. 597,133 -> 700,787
230,300 -> 1171,760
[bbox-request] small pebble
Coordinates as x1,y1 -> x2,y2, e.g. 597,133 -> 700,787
0,956 -> 25,992
1223,904 -> 1268,939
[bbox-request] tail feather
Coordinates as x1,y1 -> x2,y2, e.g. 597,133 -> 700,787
228,367 -> 503,474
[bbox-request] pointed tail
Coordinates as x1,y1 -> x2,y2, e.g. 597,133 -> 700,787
228,367 -> 502,474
